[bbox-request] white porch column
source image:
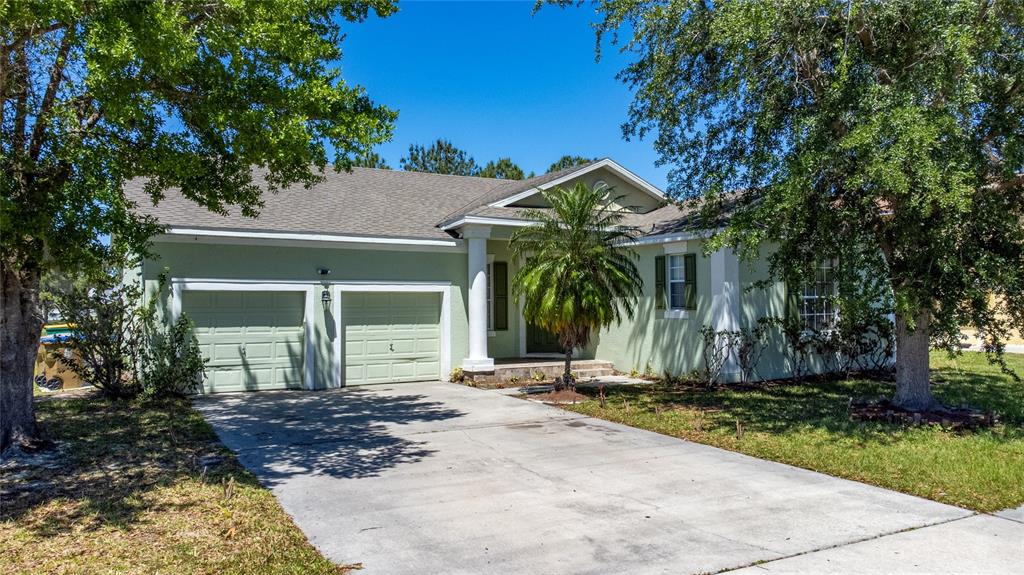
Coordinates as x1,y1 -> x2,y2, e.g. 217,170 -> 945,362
463,225 -> 494,372
710,247 -> 741,381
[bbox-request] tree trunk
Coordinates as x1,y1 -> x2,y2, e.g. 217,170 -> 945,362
563,348 -> 573,381
1,261 -> 44,452
892,309 -> 940,412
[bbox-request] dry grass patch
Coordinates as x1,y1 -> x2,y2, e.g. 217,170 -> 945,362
1,396 -> 356,575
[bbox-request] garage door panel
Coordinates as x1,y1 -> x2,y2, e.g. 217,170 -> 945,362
343,292 -> 441,385
390,339 -> 416,354
417,339 -> 440,354
207,369 -> 242,391
275,367 -> 303,388
391,362 -> 415,379
242,342 -> 274,361
211,343 -> 245,363
363,341 -> 390,357
415,361 -> 440,377
242,292 -> 274,307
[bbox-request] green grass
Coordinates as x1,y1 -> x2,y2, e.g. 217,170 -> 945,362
1,396 -> 355,574
563,351 -> 1024,513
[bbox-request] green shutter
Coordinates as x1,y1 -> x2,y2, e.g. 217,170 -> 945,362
654,255 -> 666,310
683,253 -> 697,310
493,261 -> 508,331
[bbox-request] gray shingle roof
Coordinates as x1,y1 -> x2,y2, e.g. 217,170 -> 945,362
127,162 -> 697,240
126,167 -> 513,240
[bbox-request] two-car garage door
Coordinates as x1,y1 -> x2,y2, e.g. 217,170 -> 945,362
183,289 -> 442,392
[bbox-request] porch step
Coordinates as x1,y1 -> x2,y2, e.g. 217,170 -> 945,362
574,368 -> 615,380
477,359 -> 616,383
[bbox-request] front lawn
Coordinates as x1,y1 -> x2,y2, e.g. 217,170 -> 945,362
562,351 -> 1024,513
0,396 -> 354,574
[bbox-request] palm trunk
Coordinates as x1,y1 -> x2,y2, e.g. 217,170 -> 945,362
1,261 -> 44,452
563,348 -> 573,385
892,309 -> 940,412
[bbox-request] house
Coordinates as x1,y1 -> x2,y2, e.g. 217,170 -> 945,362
129,159 -> 824,393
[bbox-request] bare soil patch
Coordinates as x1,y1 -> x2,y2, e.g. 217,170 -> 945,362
527,389 -> 591,404
850,397 -> 998,431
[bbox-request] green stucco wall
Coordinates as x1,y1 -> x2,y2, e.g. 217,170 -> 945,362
593,241 -> 798,380
592,242 -> 713,376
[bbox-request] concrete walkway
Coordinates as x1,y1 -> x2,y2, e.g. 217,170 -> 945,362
194,382 -> 1022,575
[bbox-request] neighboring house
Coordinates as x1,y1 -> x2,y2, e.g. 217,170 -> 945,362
129,159 -> 830,393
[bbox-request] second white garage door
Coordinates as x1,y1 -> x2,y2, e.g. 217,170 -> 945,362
343,292 -> 442,385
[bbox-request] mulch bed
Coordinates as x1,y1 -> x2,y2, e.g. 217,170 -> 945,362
850,397 -> 999,431
527,389 -> 591,405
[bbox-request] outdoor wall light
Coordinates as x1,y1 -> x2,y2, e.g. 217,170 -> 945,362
321,289 -> 332,310
317,267 -> 331,275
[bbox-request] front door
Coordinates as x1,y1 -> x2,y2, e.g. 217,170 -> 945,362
526,322 -> 562,354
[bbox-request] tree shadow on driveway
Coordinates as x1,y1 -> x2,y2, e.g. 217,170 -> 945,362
192,387 -> 465,486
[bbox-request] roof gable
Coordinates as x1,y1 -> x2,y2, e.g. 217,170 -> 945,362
489,159 -> 664,210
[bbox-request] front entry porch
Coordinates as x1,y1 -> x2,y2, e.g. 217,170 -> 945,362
475,358 -> 615,383
460,223 -> 594,375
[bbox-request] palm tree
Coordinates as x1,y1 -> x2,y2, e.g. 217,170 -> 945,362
510,182 -> 643,390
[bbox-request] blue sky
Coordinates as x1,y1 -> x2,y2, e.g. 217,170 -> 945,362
339,0 -> 669,189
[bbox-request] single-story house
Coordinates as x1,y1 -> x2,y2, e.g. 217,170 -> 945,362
129,158 -> 830,393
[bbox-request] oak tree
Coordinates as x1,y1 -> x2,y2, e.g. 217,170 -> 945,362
577,0 -> 1023,410
1,0 -> 396,450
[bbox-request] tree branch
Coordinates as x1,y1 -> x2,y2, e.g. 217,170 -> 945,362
855,16 -> 876,56
11,45 -> 30,155
29,30 -> 74,161
983,173 -> 1024,193
1004,76 -> 1022,102
2,22 -> 67,58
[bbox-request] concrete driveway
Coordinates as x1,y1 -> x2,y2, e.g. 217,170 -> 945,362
195,382 -> 1022,574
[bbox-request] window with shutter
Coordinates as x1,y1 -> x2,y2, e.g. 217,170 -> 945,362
667,254 -> 698,310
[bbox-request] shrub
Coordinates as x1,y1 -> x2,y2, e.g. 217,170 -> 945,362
643,361 -> 656,379
767,309 -> 895,381
140,313 -> 207,398
48,266 -> 208,399
734,320 -> 770,384
699,326 -> 732,386
699,320 -> 771,385
49,269 -> 147,398
449,367 -> 465,383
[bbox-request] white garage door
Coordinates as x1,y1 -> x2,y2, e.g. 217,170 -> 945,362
343,292 -> 441,385
184,291 -> 305,393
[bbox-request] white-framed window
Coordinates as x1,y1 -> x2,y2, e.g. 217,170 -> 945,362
799,259 -> 838,331
668,254 -> 687,310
